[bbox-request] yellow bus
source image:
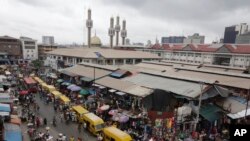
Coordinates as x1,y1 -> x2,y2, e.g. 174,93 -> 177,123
102,126 -> 132,141
82,113 -> 105,135
72,105 -> 89,122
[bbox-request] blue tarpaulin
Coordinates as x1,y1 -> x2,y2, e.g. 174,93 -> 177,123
88,89 -> 96,95
0,103 -> 10,112
4,123 -> 22,141
110,70 -> 129,78
110,72 -> 123,78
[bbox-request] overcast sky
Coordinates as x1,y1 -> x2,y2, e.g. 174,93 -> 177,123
1,0 -> 250,45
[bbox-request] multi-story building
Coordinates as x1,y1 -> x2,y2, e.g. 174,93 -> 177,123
224,23 -> 249,43
38,44 -> 58,60
183,33 -> 205,44
161,36 -> 185,44
45,47 -> 160,70
20,36 -> 38,61
139,43 -> 250,68
0,36 -> 22,64
42,36 -> 54,45
236,32 -> 250,44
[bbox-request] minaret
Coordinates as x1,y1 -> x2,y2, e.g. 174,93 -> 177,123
86,9 -> 93,48
121,20 -> 127,45
115,16 -> 121,46
108,17 -> 115,48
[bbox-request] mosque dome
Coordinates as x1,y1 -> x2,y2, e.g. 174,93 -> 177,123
91,35 -> 102,47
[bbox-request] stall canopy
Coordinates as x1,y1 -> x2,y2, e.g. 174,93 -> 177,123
227,108 -> 250,119
72,105 -> 89,115
46,85 -> 56,92
4,123 -> 22,141
19,90 -> 29,95
24,77 -> 37,84
199,104 -> 222,122
110,69 -> 130,78
56,79 -> 64,83
61,82 -> 71,86
80,77 -> 94,82
0,75 -> 7,82
34,77 -> 43,83
59,95 -> 70,104
5,71 -> 11,75
109,89 -> 117,93
41,83 -> 48,88
0,103 -> 11,112
115,91 -> 126,96
0,94 -> 13,103
51,91 -> 62,97
80,89 -> 89,95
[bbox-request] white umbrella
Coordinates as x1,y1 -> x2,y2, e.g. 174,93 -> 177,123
100,105 -> 110,111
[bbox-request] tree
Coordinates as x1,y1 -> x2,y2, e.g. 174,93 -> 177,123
31,60 -> 43,69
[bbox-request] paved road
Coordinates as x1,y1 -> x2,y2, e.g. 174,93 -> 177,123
21,94 -> 97,141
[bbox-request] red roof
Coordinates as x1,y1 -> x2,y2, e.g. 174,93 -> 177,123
151,43 -> 162,49
24,77 -> 37,84
149,44 -> 250,54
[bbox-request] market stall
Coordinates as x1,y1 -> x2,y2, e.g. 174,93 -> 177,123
59,95 -> 70,105
51,91 -> 62,98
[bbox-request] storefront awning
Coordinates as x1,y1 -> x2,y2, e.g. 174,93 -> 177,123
80,77 -> 94,82
200,104 -> 222,122
115,91 -> 126,96
109,89 -> 117,93
0,103 -> 11,112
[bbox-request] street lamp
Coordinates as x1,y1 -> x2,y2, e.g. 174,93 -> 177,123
194,81 -> 204,131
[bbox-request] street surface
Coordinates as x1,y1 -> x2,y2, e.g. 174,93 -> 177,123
21,94 -> 96,141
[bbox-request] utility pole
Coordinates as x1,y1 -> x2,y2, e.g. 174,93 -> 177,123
194,81 -> 204,131
245,87 -> 250,118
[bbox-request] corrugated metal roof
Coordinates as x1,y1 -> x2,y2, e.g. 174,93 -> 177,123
46,48 -> 160,59
96,77 -> 152,97
124,73 -> 207,98
216,97 -> 247,114
60,65 -> 111,79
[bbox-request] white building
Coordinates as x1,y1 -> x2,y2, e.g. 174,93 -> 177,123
139,43 -> 250,68
42,36 -> 54,45
236,32 -> 250,44
20,36 -> 38,61
235,23 -> 249,35
184,33 -> 205,44
45,47 -> 160,70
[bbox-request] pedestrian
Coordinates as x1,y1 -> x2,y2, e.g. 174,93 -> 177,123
83,122 -> 87,131
37,105 -> 40,112
60,113 -> 64,123
97,134 -> 103,141
69,136 -> 75,141
43,118 -> 47,126
78,123 -> 82,133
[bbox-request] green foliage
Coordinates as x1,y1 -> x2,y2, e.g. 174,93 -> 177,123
31,60 -> 43,68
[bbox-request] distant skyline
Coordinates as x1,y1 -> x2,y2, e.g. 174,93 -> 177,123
0,0 -> 250,44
